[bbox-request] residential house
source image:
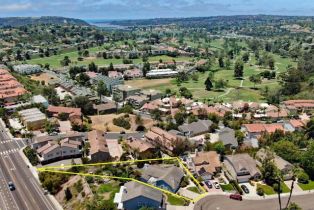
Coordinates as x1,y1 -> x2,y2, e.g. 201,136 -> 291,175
88,130 -> 111,163
112,85 -> 140,102
241,123 -> 284,139
224,153 -> 261,183
18,108 -> 46,130
32,95 -> 49,108
283,100 -> 314,113
145,127 -> 180,154
124,68 -> 142,79
36,138 -> 82,164
0,69 -> 28,104
192,151 -> 221,181
178,120 -> 212,137
114,181 -> 164,210
218,127 -> 238,148
31,132 -> 86,150
125,137 -> 156,159
47,105 -> 82,125
141,165 -> 184,192
256,148 -> 294,180
284,119 -> 306,132
93,102 -> 117,114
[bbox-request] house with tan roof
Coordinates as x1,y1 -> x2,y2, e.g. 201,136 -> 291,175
47,105 -> 82,125
283,100 -> 314,113
145,127 -> 181,154
125,137 -> 156,159
88,130 -> 111,163
224,153 -> 261,183
192,151 -> 221,181
36,138 -> 82,164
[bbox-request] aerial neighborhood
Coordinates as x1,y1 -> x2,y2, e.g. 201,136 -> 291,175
0,14 -> 314,210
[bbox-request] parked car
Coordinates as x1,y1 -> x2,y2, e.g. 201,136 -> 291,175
8,182 -> 15,191
213,181 -> 220,189
229,194 -> 242,201
241,185 -> 250,194
204,181 -> 212,189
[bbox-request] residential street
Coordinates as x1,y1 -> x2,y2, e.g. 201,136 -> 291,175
0,122 -> 56,210
194,194 -> 314,210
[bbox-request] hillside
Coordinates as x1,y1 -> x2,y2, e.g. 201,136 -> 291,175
0,16 -> 89,27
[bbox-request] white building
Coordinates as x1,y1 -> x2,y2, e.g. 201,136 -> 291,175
13,64 -> 42,75
146,68 -> 178,78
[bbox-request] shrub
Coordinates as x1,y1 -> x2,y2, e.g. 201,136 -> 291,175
256,186 -> 264,196
298,172 -> 309,184
23,146 -> 39,165
113,117 -> 131,129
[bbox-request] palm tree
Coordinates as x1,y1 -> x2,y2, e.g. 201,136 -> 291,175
285,167 -> 300,209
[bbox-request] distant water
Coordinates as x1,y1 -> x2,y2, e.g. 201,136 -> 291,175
85,19 -> 126,29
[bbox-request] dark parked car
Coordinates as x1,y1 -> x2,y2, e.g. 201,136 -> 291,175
229,194 -> 242,201
241,185 -> 250,194
8,181 -> 15,191
205,181 -> 212,189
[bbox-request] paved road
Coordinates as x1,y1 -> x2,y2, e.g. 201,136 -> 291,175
194,194 -> 314,210
0,123 -> 56,210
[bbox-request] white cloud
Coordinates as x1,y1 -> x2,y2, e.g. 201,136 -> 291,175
0,3 -> 32,12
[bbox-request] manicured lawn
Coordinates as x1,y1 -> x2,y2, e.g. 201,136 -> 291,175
167,194 -> 186,206
257,184 -> 276,195
298,180 -> 314,191
220,184 -> 234,192
187,186 -> 200,194
257,182 -> 290,195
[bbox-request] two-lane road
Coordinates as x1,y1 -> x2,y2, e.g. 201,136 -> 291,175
194,194 -> 314,210
0,123 -> 57,210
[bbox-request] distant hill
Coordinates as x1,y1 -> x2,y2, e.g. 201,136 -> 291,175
0,16 -> 90,27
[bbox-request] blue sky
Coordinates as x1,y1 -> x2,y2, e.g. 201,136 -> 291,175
0,0 -> 314,19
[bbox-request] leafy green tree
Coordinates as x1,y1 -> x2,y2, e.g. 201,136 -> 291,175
272,140 -> 300,163
204,77 -> 213,91
214,141 -> 225,154
234,59 -> 244,78
142,62 -> 150,77
65,187 -> 72,201
249,75 -> 262,88
301,142 -> 314,179
97,80 -> 108,100
174,112 -> 186,126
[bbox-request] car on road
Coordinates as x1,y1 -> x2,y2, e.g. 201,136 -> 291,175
204,181 -> 212,189
213,181 -> 220,189
8,181 -> 15,191
229,194 -> 242,201
241,185 -> 250,194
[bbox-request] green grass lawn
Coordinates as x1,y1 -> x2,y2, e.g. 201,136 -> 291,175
257,184 -> 276,195
167,194 -> 186,206
220,184 -> 234,192
257,182 -> 290,195
97,182 -> 120,201
298,180 -> 314,190
187,186 -> 200,194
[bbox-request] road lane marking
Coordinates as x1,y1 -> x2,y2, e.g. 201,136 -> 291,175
4,155 -> 16,171
29,178 -> 54,210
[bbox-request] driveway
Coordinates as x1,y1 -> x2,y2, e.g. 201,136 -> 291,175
240,182 -> 257,197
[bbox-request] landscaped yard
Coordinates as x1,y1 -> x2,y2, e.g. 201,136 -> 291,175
187,186 -> 200,194
167,194 -> 186,206
257,182 -> 290,195
298,180 -> 314,191
220,184 -> 234,191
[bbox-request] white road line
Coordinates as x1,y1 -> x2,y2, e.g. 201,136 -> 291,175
0,191 -> 8,210
29,178 -> 54,210
1,156 -> 26,210
4,155 -> 16,171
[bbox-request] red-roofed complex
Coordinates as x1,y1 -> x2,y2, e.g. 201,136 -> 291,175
242,123 -> 284,139
47,105 -> 82,125
283,100 -> 314,112
0,68 -> 27,103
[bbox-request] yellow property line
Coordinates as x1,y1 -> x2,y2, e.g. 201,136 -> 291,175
36,157 -> 209,203
37,157 -> 177,170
